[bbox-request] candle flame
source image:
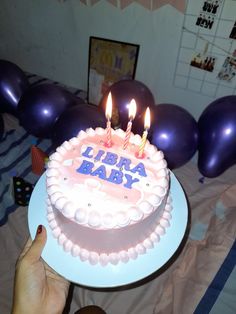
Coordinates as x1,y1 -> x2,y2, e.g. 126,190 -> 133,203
144,107 -> 151,130
129,99 -> 137,120
106,92 -> 113,119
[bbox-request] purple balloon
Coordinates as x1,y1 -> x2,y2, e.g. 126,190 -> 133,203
151,104 -> 198,169
198,95 -> 236,178
0,60 -> 30,115
18,84 -> 82,138
52,104 -> 106,148
99,79 -> 155,130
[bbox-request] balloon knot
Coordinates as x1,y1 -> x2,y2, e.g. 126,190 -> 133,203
199,176 -> 205,184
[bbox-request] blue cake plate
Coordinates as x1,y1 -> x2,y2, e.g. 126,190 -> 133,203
28,171 -> 188,288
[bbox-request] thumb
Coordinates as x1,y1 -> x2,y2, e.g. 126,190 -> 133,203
25,225 -> 47,263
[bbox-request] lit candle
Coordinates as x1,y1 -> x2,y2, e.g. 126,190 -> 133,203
138,107 -> 151,158
105,92 -> 112,147
123,99 -> 137,150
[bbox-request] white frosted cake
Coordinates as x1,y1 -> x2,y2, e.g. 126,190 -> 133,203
46,127 -> 173,266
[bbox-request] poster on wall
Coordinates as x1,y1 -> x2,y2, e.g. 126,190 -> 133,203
195,0 -> 223,29
88,37 -> 139,106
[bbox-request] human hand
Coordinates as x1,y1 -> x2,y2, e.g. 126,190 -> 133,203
12,225 -> 70,314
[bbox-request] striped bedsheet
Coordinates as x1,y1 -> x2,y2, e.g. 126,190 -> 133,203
0,73 -> 87,226
0,124 -> 53,225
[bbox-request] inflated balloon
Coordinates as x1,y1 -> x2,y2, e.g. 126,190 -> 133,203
151,104 -> 198,169
0,114 -> 4,140
0,60 -> 29,115
99,80 -> 155,131
52,104 -> 106,147
18,84 -> 82,138
198,95 -> 236,178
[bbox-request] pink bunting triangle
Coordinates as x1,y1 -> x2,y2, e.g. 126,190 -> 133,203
152,0 -> 185,12
79,0 -> 186,12
135,0 -> 152,10
107,0 -> 117,7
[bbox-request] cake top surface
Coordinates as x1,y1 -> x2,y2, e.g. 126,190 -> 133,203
46,127 -> 169,229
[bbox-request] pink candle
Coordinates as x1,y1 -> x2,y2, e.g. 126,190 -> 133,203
105,92 -> 112,147
138,107 -> 151,158
123,99 -> 137,150
106,119 -> 112,148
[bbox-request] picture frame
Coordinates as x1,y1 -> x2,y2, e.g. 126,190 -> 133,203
87,36 -> 140,106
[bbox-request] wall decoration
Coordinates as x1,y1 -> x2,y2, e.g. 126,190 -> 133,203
201,0 -> 221,14
229,21 -> 236,39
195,0 -> 223,29
174,0 -> 236,98
68,1 -> 186,13
190,53 -> 216,72
87,37 -> 139,105
217,56 -> 236,81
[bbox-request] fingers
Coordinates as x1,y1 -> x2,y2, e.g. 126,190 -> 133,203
45,261 -> 70,285
24,225 -> 47,263
18,238 -> 33,261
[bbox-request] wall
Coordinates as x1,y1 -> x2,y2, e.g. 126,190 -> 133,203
0,0 -> 230,119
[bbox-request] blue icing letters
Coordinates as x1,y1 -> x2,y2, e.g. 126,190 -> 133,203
116,157 -> 131,171
130,162 -> 147,177
102,152 -> 118,166
94,150 -> 105,161
82,146 -> 93,158
91,165 -> 107,180
107,169 -> 123,185
77,160 -> 94,174
76,146 -> 149,189
124,174 -> 139,189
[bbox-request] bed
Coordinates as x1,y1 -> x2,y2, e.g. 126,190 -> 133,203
0,75 -> 235,314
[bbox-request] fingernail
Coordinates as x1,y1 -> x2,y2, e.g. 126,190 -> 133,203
36,225 -> 43,235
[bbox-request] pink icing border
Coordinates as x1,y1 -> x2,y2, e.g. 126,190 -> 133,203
47,194 -> 173,266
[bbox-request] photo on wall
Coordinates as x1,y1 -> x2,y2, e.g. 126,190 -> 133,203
217,56 -> 236,82
87,37 -> 139,106
190,52 -> 216,72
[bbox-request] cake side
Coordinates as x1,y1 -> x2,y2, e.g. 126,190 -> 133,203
47,194 -> 173,266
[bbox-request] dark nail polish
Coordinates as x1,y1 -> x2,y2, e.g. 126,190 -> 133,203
36,225 -> 43,235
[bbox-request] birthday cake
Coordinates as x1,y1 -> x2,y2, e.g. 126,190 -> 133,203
46,127 -> 173,266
